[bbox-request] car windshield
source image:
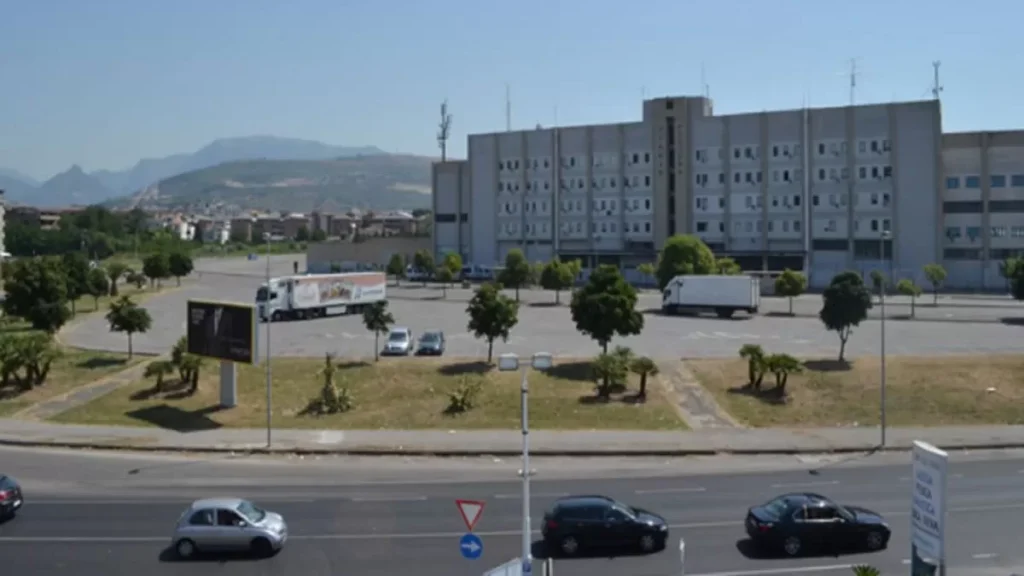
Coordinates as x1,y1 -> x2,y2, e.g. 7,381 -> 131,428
235,500 -> 266,523
388,332 -> 407,342
256,287 -> 269,302
420,333 -> 439,343
761,496 -> 790,518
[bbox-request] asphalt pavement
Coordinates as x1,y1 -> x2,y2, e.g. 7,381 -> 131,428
4,446 -> 1024,575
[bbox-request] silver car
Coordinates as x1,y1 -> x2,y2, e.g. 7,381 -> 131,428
382,327 -> 414,356
171,498 -> 287,559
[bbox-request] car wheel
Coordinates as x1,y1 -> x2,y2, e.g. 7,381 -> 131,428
782,536 -> 802,556
560,535 -> 580,556
175,538 -> 197,559
639,534 -> 657,552
866,530 -> 886,550
251,537 -> 274,557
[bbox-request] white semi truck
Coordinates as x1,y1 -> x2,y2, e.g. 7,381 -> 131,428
257,271 -> 387,322
661,274 -> 760,319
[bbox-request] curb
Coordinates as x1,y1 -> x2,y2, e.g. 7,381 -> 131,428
3,437 -> 1024,457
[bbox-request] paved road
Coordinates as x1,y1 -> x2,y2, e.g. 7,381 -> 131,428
3,446 -> 1024,575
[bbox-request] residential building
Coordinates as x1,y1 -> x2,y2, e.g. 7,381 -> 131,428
434,94 -> 948,288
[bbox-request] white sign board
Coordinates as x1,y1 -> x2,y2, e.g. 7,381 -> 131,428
481,557 -> 522,576
911,440 -> 948,563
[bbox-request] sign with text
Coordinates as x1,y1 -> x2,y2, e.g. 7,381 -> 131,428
910,440 -> 948,565
186,300 -> 257,364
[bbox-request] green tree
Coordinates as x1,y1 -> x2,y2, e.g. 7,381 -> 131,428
170,335 -> 203,395
764,353 -> 803,396
570,264 -> 644,355
442,252 -> 463,277
591,352 -> 629,398
105,296 -> 152,358
774,269 -> 807,315
716,257 -> 742,275
636,262 -> 656,283
896,278 -> 922,318
869,270 -> 886,296
61,252 -> 91,316
295,226 -> 310,242
435,266 -> 454,297
850,566 -> 880,576
2,257 -> 71,333
362,301 -> 395,361
738,344 -> 767,391
497,249 -> 532,301
85,267 -> 111,310
412,250 -> 434,286
655,235 -> 715,289
539,259 -> 575,304
104,261 -> 129,296
466,282 -> 519,363
142,252 -> 171,288
168,252 -> 194,286
11,333 -> 61,390
386,253 -> 406,286
126,270 -> 147,290
819,271 -> 873,362
144,360 -> 175,393
922,264 -> 947,305
629,356 -> 659,401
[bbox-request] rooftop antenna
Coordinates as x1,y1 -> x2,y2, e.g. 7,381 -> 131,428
701,63 -> 710,99
505,84 -> 511,132
848,58 -> 859,107
932,61 -> 943,100
641,86 -> 647,101
437,99 -> 452,162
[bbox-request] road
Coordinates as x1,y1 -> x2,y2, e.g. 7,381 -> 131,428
62,257 -> 1024,360
3,446 -> 1024,575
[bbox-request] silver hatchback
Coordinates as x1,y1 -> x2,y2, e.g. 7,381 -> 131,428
171,498 -> 287,559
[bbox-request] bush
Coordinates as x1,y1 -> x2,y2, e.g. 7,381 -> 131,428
592,352 -> 629,398
446,375 -> 483,414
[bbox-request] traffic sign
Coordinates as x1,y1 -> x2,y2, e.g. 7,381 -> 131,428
456,499 -> 486,532
459,533 -> 483,559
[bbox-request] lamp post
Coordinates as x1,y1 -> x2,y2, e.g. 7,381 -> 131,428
497,351 -> 553,576
264,232 -> 273,448
880,229 -> 891,447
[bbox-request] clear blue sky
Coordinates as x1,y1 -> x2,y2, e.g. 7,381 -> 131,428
1,0 -> 1020,181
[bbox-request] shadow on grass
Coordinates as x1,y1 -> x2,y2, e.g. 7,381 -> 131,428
129,379 -> 191,401
77,356 -> 129,370
803,359 -> 852,372
336,360 -> 371,370
437,361 -> 493,376
127,404 -> 224,433
545,361 -> 593,382
726,384 -> 787,406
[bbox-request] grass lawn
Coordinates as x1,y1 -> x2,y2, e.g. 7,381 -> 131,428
52,357 -> 686,431
70,282 -> 165,317
689,355 -> 1024,428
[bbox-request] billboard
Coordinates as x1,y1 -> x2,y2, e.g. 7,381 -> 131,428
186,300 -> 257,364
910,440 -> 948,575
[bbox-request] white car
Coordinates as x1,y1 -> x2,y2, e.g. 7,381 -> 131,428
382,327 -> 414,356
171,498 -> 287,559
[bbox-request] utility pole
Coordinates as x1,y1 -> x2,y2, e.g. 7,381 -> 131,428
437,99 -> 452,162
932,61 -> 943,100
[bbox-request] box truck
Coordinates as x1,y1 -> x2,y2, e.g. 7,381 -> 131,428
257,272 -> 387,322
661,275 -> 760,319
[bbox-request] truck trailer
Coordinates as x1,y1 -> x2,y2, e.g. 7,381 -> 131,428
257,272 -> 387,322
661,275 -> 760,319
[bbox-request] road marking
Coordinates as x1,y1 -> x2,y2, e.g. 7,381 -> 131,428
348,496 -> 428,503
769,480 -> 840,488
686,564 -> 855,576
634,487 -> 707,495
973,553 -> 999,559
494,492 -> 568,500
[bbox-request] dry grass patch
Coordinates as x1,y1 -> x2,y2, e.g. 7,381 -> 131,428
689,355 -> 1024,428
52,357 -> 685,431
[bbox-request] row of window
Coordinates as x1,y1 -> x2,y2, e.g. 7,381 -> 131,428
813,192 -> 891,208
695,194 -> 805,211
497,153 -> 653,172
694,164 -> 892,188
497,175 -> 655,194
724,219 -> 805,234
556,220 -> 654,236
501,197 -> 656,216
945,225 -> 1024,242
946,174 -> 1024,190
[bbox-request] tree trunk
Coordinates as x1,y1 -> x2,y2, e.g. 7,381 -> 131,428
487,339 -> 494,363
515,286 -> 520,302
442,285 -> 447,298
70,299 -> 77,316
911,296 -> 916,318
838,334 -> 847,362
127,333 -> 133,359
176,276 -> 181,286
93,296 -> 100,310
555,290 -> 560,305
374,332 -> 380,361
933,289 -> 938,305
788,297 -> 793,315
639,373 -> 648,399
778,373 -> 788,395
111,281 -> 119,297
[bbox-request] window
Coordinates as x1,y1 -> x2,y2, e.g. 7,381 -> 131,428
871,166 -> 879,179
883,219 -> 891,233
870,140 -> 879,153
1012,175 -> 1024,187
719,197 -> 725,208
965,176 -> 981,189
992,175 -> 1007,188
189,509 -> 215,526
745,147 -> 753,159
216,509 -> 242,527
870,219 -> 878,232
794,220 -> 801,232
756,171 -> 762,183
696,221 -> 708,232
644,153 -> 651,163
498,161 -> 505,171
644,199 -> 651,210
818,143 -> 825,156
745,172 -> 753,183
718,173 -> 725,184
644,221 -> 651,233
812,194 -> 819,206
772,145 -> 779,157
946,176 -> 960,189
858,141 -> 867,153
644,176 -> 651,187
719,222 -> 725,232
883,166 -> 892,178
543,159 -> 549,168
870,193 -> 878,205
734,148 -> 741,159
794,195 -> 801,207
734,172 -> 741,184
818,169 -> 826,182
783,169 -> 791,182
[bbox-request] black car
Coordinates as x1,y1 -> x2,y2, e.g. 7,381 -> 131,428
415,330 -> 446,356
541,495 -> 668,556
0,475 -> 23,519
745,492 -> 890,557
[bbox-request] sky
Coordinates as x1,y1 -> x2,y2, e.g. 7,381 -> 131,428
1,0 -> 1021,182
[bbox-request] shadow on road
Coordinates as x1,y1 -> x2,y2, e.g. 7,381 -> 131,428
1000,317 -> 1024,326
532,538 -> 667,560
735,538 -> 886,560
437,361 -> 493,375
158,547 -> 273,563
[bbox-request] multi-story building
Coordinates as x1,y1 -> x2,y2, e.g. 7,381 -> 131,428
434,95 -> 944,288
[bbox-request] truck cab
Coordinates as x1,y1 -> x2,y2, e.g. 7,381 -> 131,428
257,280 -> 284,322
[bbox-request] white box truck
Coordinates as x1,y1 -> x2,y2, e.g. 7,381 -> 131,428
257,271 -> 387,322
661,275 -> 760,319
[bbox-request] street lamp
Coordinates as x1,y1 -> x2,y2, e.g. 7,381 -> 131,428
264,232 -> 273,448
497,351 -> 553,576
879,229 -> 891,447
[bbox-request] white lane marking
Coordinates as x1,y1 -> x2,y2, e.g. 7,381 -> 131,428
769,480 -> 840,488
634,487 -> 707,495
494,492 -> 568,500
973,552 -> 999,559
348,496 -> 428,503
686,564 -> 855,576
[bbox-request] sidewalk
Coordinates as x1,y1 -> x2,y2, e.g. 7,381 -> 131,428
2,418 -> 1024,456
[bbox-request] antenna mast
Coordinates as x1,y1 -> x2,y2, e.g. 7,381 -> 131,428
848,58 -> 859,107
932,61 -> 943,100
701,63 -> 709,99
505,85 -> 511,132
437,99 -> 452,162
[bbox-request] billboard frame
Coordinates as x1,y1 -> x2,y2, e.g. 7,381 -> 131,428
186,299 -> 258,366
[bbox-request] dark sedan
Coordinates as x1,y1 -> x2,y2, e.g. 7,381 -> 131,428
415,330 -> 446,356
0,475 -> 23,519
745,492 -> 890,557
542,495 -> 668,556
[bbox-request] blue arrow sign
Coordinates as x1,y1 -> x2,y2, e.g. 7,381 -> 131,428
459,533 -> 483,560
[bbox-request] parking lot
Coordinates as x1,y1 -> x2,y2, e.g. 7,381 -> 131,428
60,256 -> 1024,360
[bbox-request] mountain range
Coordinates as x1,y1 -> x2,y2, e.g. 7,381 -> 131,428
0,136 -> 432,211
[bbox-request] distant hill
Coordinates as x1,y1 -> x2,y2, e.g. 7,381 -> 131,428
108,154 -> 435,213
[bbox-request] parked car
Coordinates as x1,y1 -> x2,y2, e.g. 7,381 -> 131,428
381,327 -> 414,356
541,495 -> 668,556
0,475 -> 23,519
415,330 -> 446,356
171,497 -> 288,559
745,492 -> 890,556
